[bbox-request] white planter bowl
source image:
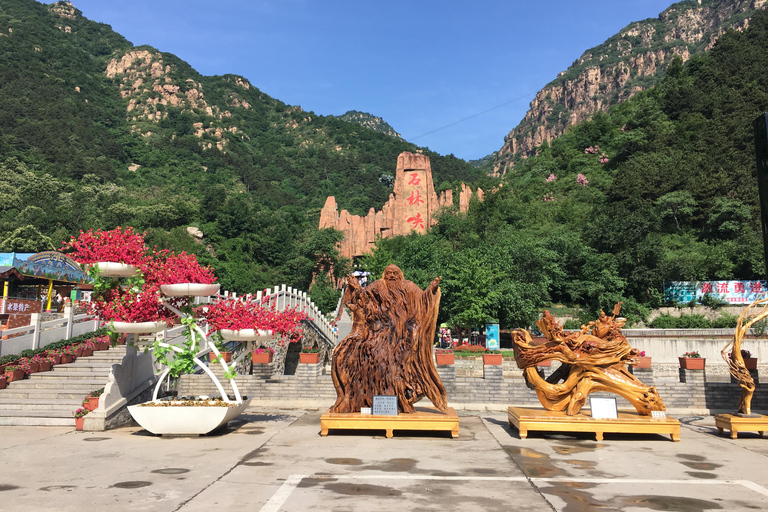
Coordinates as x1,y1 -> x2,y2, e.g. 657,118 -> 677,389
161,283 -> 221,297
111,321 -> 168,334
220,329 -> 274,342
128,398 -> 251,435
92,262 -> 139,278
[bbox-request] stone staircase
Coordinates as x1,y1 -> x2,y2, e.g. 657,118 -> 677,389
0,346 -> 127,426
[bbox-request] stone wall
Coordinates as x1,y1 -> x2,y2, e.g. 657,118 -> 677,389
177,359 -> 768,414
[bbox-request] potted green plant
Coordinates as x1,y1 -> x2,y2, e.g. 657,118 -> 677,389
483,349 -> 503,365
634,350 -> 652,369
679,351 -> 705,370
434,347 -> 454,365
299,346 -> 321,364
250,347 -> 274,364
73,407 -> 88,431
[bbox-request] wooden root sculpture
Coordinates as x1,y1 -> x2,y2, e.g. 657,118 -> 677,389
512,304 -> 666,416
721,294 -> 767,415
331,265 -> 447,414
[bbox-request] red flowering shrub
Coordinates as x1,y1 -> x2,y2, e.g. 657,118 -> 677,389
143,250 -> 216,286
62,227 -> 149,266
205,298 -> 307,343
454,344 -> 488,354
95,284 -> 174,325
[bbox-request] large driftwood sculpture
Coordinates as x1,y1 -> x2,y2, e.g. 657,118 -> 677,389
721,295 -> 767,415
331,265 -> 447,414
512,304 -> 666,416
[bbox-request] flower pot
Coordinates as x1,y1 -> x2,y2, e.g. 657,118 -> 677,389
679,357 -> 705,370
635,357 -> 652,369
92,262 -> 139,278
215,351 -> 232,363
110,321 -> 167,334
5,369 -> 24,382
38,361 -> 52,372
744,357 -> 758,370
127,399 -> 251,435
81,347 -> 93,357
0,375 -> 6,389
483,354 -> 503,365
536,360 -> 552,367
88,396 -> 100,411
435,353 -> 455,365
74,347 -> 84,358
160,283 -> 221,297
221,329 -> 274,342
27,362 -> 40,374
60,354 -> 74,364
48,354 -> 61,365
75,417 -> 84,431
251,352 -> 273,364
300,352 -> 320,364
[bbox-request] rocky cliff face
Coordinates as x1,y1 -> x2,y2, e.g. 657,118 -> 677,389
336,110 -> 402,139
320,152 -> 483,260
493,0 -> 766,176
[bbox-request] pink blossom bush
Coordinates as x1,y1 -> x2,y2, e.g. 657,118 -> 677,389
546,173 -> 557,182
62,227 -> 149,266
576,174 -> 589,186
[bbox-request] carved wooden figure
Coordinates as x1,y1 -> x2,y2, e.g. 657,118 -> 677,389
331,265 -> 447,414
721,294 -> 768,415
512,304 -> 666,416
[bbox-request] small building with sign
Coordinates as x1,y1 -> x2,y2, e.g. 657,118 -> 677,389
0,252 -> 91,328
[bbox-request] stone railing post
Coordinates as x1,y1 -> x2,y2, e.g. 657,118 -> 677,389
30,312 -> 42,350
64,305 -> 74,339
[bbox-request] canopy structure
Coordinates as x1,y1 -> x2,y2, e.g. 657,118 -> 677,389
0,252 -> 91,311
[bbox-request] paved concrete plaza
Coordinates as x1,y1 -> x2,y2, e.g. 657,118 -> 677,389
1,408 -> 767,511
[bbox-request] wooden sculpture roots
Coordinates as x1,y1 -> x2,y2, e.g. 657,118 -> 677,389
721,294 -> 767,415
331,265 -> 447,414
512,304 -> 666,416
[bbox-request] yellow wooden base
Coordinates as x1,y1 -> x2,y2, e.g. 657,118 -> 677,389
507,406 -> 680,442
714,413 -> 768,439
320,406 -> 459,438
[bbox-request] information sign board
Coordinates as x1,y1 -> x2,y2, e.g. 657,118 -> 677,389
589,397 -> 618,419
372,395 -> 398,416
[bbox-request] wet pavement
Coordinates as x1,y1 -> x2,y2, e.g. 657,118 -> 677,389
1,409 -> 767,511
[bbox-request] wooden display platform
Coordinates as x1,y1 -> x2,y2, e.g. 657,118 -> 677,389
715,413 -> 768,439
320,406 -> 459,438
507,406 -> 680,442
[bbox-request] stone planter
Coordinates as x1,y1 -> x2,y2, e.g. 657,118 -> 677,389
160,283 -> 221,297
0,375 -> 6,389
300,352 -> 320,364
221,329 -> 274,342
75,417 -> 85,431
483,354 -> 502,365
5,369 -> 24,382
88,396 -> 99,411
91,262 -> 139,278
635,357 -> 652,369
38,361 -> 52,372
251,352 -> 273,364
744,357 -> 758,370
679,357 -> 706,370
111,321 -> 168,334
128,399 -> 252,435
435,353 -> 455,365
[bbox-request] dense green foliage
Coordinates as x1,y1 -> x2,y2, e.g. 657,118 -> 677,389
362,8 -> 768,331
0,0 -> 492,309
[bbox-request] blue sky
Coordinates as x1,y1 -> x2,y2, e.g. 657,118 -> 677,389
69,0 -> 677,161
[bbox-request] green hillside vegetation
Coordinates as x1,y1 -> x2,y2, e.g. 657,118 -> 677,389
0,0 -> 495,311
362,8 -> 768,333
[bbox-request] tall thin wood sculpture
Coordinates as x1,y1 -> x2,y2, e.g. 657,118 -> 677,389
721,294 -> 768,415
331,265 -> 447,414
512,304 -> 666,416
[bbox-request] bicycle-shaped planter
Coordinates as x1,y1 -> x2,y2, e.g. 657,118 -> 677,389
95,263 -> 266,435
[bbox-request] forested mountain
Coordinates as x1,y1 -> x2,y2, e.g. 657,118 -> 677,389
334,111 -> 402,139
492,0 -> 765,176
0,0 -> 494,309
364,7 -> 768,330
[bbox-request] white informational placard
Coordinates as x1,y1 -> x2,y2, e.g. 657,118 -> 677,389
360,407 -> 372,415
372,395 -> 398,416
589,397 -> 618,419
651,410 -> 667,419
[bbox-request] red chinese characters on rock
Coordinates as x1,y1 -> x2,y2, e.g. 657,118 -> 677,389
407,173 -> 422,186
406,190 -> 424,206
407,213 -> 425,230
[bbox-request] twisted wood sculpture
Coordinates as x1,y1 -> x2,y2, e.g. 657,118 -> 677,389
512,304 -> 666,416
331,265 -> 447,414
721,294 -> 767,415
